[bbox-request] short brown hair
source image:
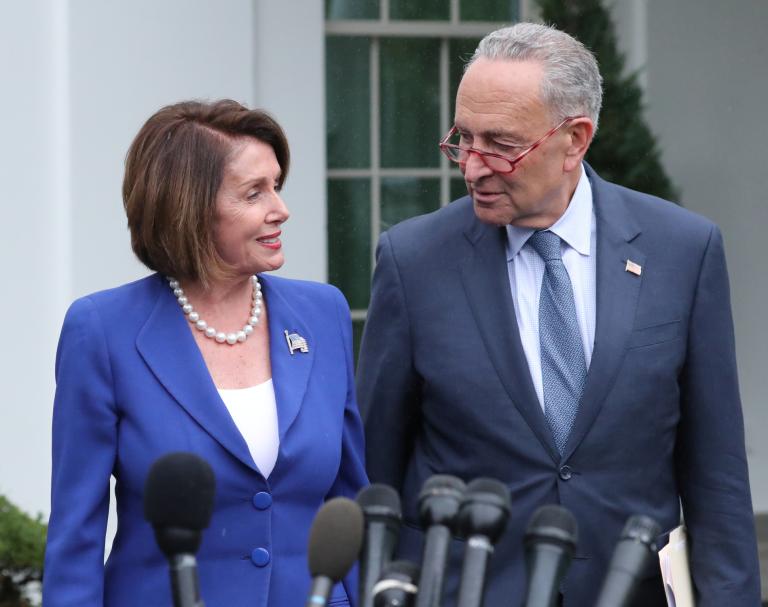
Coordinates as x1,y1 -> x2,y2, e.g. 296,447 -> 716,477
123,99 -> 290,286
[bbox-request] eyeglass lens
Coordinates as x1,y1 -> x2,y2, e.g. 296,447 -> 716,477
443,142 -> 513,172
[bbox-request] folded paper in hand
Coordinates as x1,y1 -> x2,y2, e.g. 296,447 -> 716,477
659,525 -> 695,607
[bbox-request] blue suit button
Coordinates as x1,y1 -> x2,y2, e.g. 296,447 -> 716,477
250,547 -> 270,567
559,465 -> 572,481
252,491 -> 272,510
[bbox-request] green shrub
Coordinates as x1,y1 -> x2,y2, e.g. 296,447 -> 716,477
0,496 -> 47,607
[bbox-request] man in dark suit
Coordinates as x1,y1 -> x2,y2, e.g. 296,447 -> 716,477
357,22 -> 761,606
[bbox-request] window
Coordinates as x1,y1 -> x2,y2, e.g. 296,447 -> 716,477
325,0 -> 524,355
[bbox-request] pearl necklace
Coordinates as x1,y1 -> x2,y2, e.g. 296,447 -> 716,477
166,275 -> 262,345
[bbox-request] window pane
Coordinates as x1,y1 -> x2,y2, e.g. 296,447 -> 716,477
460,0 -> 519,22
390,0 -> 448,21
449,38 -> 480,122
451,177 -> 468,202
380,177 -> 440,232
328,179 -> 372,309
380,38 -> 441,168
327,37 -> 371,169
326,0 -> 379,20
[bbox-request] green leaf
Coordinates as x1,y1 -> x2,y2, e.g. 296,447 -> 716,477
0,495 -> 47,603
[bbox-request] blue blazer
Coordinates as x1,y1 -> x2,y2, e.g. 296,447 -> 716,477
357,165 -> 761,606
44,273 -> 367,607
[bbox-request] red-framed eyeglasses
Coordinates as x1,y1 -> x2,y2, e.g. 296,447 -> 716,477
438,115 -> 585,174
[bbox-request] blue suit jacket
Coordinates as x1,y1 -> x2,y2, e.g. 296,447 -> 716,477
357,165 -> 761,606
44,273 -> 367,607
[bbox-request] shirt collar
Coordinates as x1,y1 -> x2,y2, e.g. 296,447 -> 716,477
505,164 -> 593,261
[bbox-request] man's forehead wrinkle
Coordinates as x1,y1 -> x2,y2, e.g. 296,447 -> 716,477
458,82 -> 533,106
457,87 -> 532,117
458,82 -> 543,115
456,100 -> 527,122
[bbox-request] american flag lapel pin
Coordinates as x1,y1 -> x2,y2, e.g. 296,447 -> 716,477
284,330 -> 309,355
625,260 -> 642,276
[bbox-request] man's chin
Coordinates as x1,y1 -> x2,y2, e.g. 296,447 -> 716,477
473,201 -> 514,226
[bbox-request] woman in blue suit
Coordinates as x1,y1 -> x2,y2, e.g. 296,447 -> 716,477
43,100 -> 367,606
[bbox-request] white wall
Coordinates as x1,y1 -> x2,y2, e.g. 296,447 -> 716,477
0,0 -> 66,519
0,0 -> 327,521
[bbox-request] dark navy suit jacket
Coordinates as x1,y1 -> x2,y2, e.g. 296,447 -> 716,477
44,273 -> 367,607
357,165 -> 760,606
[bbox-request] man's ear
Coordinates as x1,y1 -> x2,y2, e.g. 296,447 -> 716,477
563,117 -> 594,172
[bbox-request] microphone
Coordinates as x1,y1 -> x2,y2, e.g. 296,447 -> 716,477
415,474 -> 466,607
594,515 -> 662,607
357,484 -> 402,607
455,478 -> 511,607
306,497 -> 364,607
523,504 -> 578,607
372,560 -> 420,607
143,452 -> 216,607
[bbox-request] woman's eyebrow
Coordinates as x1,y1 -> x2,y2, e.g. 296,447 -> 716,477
238,173 -> 282,189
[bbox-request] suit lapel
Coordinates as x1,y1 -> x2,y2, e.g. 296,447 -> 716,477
562,168 -> 644,460
136,276 -> 257,472
460,215 -> 560,462
260,275 -> 315,443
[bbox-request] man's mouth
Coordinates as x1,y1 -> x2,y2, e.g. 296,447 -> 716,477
473,190 -> 502,203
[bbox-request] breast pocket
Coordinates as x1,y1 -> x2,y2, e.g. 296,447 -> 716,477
627,320 -> 681,349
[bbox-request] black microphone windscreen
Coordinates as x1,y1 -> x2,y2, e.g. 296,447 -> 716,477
525,504 -> 577,549
459,477 -> 511,542
143,451 -> 216,531
419,474 -> 466,497
593,514 -> 662,607
418,474 -> 466,528
308,497 -> 365,581
621,515 -> 661,547
464,478 -> 511,513
357,484 -> 402,521
465,477 -> 510,499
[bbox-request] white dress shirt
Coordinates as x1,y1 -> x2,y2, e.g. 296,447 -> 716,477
218,379 -> 280,477
505,166 -> 597,410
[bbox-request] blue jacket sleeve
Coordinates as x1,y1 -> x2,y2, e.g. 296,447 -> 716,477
356,231 -> 421,493
326,286 -> 368,607
675,226 -> 761,605
326,285 -> 368,500
43,297 -> 118,607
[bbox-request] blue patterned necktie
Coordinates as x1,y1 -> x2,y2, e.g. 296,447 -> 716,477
527,230 -> 587,454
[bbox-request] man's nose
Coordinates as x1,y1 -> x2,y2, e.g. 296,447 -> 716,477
462,150 -> 494,182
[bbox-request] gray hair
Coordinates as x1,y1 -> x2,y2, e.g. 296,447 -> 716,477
468,22 -> 603,130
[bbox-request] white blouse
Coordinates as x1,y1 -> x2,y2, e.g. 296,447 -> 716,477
217,379 -> 279,477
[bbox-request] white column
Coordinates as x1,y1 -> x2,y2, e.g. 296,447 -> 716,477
252,1 -> 327,282
0,0 -> 66,517
611,0 -> 649,89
